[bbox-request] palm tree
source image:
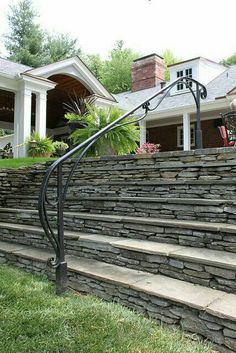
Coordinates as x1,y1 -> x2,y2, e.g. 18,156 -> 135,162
65,105 -> 140,156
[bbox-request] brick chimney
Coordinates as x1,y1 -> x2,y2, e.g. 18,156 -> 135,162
131,54 -> 165,92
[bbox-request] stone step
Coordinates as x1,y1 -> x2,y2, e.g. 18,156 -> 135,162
2,195 -> 236,223
62,232 -> 236,293
0,221 -> 79,248
73,180 -> 236,201
1,239 -> 236,353
1,208 -> 236,253
110,238 -> 236,293
2,178 -> 236,211
1,216 -> 236,293
63,196 -> 236,223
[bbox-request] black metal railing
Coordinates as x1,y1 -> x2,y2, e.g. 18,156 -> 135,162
38,77 -> 207,294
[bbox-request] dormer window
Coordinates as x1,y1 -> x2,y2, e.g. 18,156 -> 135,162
177,68 -> 193,91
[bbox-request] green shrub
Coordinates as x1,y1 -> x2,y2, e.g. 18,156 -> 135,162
52,141 -> 69,151
27,132 -> 55,157
52,141 -> 69,156
65,105 -> 140,156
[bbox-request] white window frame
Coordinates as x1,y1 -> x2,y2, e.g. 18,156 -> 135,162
176,67 -> 193,91
177,124 -> 195,148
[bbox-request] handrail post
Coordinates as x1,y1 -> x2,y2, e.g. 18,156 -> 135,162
195,83 -> 203,149
56,164 -> 67,295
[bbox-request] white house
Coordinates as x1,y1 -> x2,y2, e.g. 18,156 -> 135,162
116,54 -> 236,151
1,54 -> 236,157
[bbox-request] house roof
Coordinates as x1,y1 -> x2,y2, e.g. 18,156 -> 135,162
28,56 -> 116,102
115,65 -> 236,114
0,56 -> 116,102
0,57 -> 31,77
167,56 -> 226,69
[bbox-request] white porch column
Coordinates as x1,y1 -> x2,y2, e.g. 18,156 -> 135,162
13,92 -> 20,158
139,119 -> 146,146
35,92 -> 47,138
183,112 -> 191,151
14,88 -> 32,158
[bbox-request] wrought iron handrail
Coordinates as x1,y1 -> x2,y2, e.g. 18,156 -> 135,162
38,77 -> 207,294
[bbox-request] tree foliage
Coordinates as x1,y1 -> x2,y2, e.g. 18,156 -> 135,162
222,53 -> 236,66
101,40 -> 140,93
4,0 -> 80,67
161,49 -> 181,81
4,0 -> 45,67
43,33 -> 81,64
83,54 -> 105,81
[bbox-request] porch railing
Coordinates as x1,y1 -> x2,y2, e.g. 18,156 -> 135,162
38,77 -> 207,294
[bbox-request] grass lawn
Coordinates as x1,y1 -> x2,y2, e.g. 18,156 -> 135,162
0,265 -> 214,353
0,157 -> 55,169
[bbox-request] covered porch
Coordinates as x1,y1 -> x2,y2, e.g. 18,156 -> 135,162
0,57 -> 116,157
139,97 -> 235,152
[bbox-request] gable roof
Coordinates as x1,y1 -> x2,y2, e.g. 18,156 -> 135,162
115,65 -> 236,114
0,56 -> 116,103
28,56 -> 116,102
168,56 -> 226,69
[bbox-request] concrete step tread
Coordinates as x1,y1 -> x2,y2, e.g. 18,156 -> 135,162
0,222 -> 80,240
1,208 -> 236,233
0,239 -> 235,321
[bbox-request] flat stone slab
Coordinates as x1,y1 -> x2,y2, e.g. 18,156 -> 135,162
66,255 -> 151,286
66,212 -> 123,222
0,208 -> 38,214
0,222 -> 79,240
130,275 -> 225,310
75,197 -> 229,206
72,213 -> 236,234
0,222 -> 44,233
66,255 -> 226,311
206,294 -> 236,321
14,247 -> 54,262
171,247 -> 236,269
0,241 -> 53,262
0,240 -> 27,253
79,233 -> 122,244
111,238 -> 236,269
2,208 -> 236,235
112,239 -> 186,256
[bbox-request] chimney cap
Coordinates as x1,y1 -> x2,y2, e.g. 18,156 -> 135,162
133,53 -> 164,63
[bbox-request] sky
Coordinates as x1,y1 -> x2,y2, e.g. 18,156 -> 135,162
0,0 -> 235,62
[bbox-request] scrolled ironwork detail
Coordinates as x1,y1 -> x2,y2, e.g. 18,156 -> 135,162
142,101 -> 151,113
38,76 -> 207,294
